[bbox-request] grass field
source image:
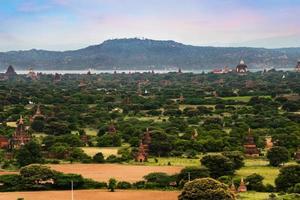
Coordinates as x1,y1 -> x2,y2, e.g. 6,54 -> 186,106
139,157 -> 201,167
81,147 -> 119,157
83,128 -> 98,136
6,121 -> 17,127
221,95 -> 271,102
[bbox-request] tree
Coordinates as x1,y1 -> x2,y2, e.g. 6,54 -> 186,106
178,178 -> 235,200
31,120 -> 45,132
16,141 -> 44,167
93,152 -> 105,163
222,151 -> 245,170
143,172 -> 173,188
267,146 -> 289,167
20,165 -> 57,185
200,155 -> 235,178
275,165 -> 300,192
108,178 -> 117,192
177,166 -> 210,183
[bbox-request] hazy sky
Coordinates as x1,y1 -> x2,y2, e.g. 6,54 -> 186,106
1,0 -> 300,51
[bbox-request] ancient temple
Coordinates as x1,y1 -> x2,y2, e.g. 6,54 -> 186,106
178,68 -> 182,73
53,73 -> 62,83
238,178 -> 247,192
295,61 -> 300,72
5,65 -> 17,78
27,68 -> 38,80
135,128 -> 152,162
265,136 -> 273,150
11,116 -> 31,149
108,122 -> 117,134
30,104 -> 45,122
236,60 -> 248,73
244,128 -> 260,156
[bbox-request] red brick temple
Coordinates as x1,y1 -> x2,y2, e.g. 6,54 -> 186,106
244,128 -> 260,157
135,128 -> 152,162
238,178 -> 247,192
30,104 -> 45,122
11,116 -> 31,149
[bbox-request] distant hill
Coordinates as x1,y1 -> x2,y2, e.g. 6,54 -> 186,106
0,38 -> 299,70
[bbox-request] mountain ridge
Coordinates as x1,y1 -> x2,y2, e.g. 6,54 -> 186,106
1,38 -> 299,70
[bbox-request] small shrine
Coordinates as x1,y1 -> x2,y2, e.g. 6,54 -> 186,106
11,116 -> 31,149
229,182 -> 237,194
238,178 -> 247,192
236,60 -> 248,74
80,134 -> 89,146
244,128 -> 260,157
179,94 -> 184,103
27,68 -> 38,80
53,73 -> 62,82
108,122 -> 117,134
265,136 -> 273,150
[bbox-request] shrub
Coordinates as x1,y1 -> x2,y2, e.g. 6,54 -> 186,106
116,181 -> 132,189
143,172 -> 173,188
275,165 -> 300,192
178,178 -> 235,200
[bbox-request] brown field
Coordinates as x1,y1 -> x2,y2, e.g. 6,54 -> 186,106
48,164 -> 182,182
81,147 -> 119,157
0,190 -> 180,200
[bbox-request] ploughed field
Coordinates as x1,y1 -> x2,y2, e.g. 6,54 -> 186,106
0,190 -> 180,200
47,164 -> 183,182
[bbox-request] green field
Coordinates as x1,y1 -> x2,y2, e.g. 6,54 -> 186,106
221,96 -> 271,102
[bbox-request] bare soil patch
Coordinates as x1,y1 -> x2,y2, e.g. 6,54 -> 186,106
0,189 -> 180,200
48,164 -> 182,182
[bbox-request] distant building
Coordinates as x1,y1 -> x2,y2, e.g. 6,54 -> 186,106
244,128 -> 260,156
212,66 -> 231,74
236,60 -> 248,73
11,116 -> 31,149
27,68 -> 38,80
295,149 -> 300,162
295,61 -> 300,72
30,104 -> 45,122
5,65 -> 17,77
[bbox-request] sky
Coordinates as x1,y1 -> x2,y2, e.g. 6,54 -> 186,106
0,0 -> 300,51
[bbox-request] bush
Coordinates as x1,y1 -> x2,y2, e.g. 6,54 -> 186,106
53,173 -> 84,189
106,155 -> 122,163
116,181 -> 132,189
267,146 -> 289,167
108,178 -> 117,192
93,152 -> 105,163
178,178 -> 235,200
132,181 -> 145,189
245,173 -> 265,192
143,172 -> 173,188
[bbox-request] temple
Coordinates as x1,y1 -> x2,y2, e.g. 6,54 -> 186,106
6,65 -> 17,77
295,149 -> 300,162
135,128 -> 151,162
236,60 -> 248,73
27,68 -> 38,80
244,128 -> 260,156
11,116 -> 31,149
108,122 -> 117,134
